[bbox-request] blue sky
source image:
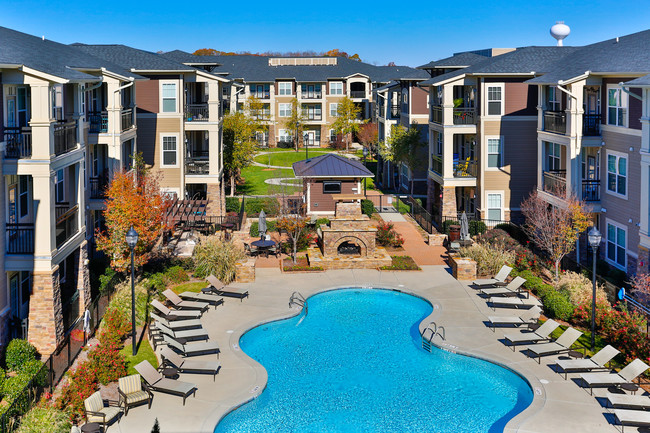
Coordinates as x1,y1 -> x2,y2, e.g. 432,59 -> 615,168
2,0 -> 649,67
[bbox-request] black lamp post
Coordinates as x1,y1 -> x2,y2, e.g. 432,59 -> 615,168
125,226 -> 139,356
588,226 -> 602,351
304,132 -> 309,160
362,146 -> 369,196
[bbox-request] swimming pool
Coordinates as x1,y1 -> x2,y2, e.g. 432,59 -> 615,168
215,288 -> 533,432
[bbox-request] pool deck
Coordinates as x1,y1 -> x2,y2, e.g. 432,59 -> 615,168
114,266 -> 628,433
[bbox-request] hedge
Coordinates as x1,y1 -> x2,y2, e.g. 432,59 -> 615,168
225,197 -> 241,213
249,220 -> 278,237
361,199 -> 374,216
245,197 -> 279,216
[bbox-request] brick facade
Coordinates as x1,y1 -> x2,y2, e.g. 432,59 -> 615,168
441,186 -> 457,217
76,241 -> 91,311
206,183 -> 224,216
28,267 -> 63,355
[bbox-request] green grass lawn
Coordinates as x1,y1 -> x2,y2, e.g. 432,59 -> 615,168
170,281 -> 205,294
237,165 -> 299,196
256,147 -> 338,153
254,150 -> 331,167
121,338 -> 158,375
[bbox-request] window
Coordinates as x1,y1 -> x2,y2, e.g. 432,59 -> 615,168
486,193 -> 502,221
546,142 -> 561,171
548,86 -> 560,111
278,82 -> 292,96
79,84 -> 85,119
279,103 -> 291,117
301,84 -> 322,98
607,221 -> 626,269
20,271 -> 30,305
278,129 -> 291,142
487,137 -> 502,168
607,152 -> 627,197
161,83 -> 177,113
402,91 -> 408,104
51,84 -> 63,120
19,176 -> 29,218
55,169 -> 65,203
329,82 -> 343,95
303,104 -> 322,120
607,86 -> 627,127
250,84 -> 270,99
330,103 -> 339,117
161,135 -> 178,167
329,129 -> 337,143
486,85 -> 502,116
436,133 -> 443,155
323,181 -> 341,194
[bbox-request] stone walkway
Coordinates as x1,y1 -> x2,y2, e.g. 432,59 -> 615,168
379,212 -> 447,266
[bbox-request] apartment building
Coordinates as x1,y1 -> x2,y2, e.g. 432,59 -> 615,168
0,27 -> 143,354
73,45 -> 229,213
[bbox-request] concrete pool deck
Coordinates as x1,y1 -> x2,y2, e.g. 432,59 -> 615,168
114,266 -> 629,433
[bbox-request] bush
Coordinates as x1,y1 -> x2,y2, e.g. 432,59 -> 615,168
2,373 -> 33,415
103,280 -> 150,329
477,229 -> 539,272
98,306 -> 132,347
164,266 -> 189,284
88,344 -> 127,385
313,218 -> 330,227
556,271 -> 609,307
21,360 -> 47,387
16,405 -> 71,433
145,273 -> 167,294
376,223 -> 404,248
441,220 -> 459,235
6,339 -> 37,372
193,237 -> 246,283
280,230 -> 312,254
225,197 -> 241,213
98,267 -> 119,296
245,197 -> 279,216
494,223 -> 528,244
460,242 -> 515,277
542,290 -> 574,321
249,220 -> 277,237
361,199 -> 375,216
57,361 -> 97,418
468,220 -> 487,236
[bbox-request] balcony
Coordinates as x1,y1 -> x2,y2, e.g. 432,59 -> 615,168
252,91 -> 270,100
582,179 -> 600,202
431,155 -> 442,175
542,170 -> 567,195
301,92 -> 322,99
453,159 -> 478,178
583,114 -> 601,136
453,108 -> 476,125
185,159 -> 210,175
350,91 -> 366,99
88,112 -> 108,133
121,108 -> 134,131
390,106 -> 400,118
6,224 -> 34,254
430,106 -> 443,124
53,121 -> 77,156
55,203 -> 79,248
543,111 -> 567,135
302,110 -> 322,121
4,127 -> 32,159
184,104 -> 209,122
89,177 -> 108,199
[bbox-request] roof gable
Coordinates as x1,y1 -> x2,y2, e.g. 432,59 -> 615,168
292,153 -> 374,178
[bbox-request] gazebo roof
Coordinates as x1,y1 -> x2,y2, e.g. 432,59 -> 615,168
292,153 -> 374,178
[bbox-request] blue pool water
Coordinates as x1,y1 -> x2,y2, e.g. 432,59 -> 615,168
215,288 -> 533,433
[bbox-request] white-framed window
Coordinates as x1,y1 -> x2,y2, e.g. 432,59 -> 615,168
548,86 -> 560,111
79,84 -> 85,119
278,103 -> 291,117
486,136 -> 502,168
329,129 -> 337,143
486,192 -> 503,221
436,132 -> 443,155
330,103 -> 339,117
51,84 -> 63,120
607,85 -> 628,127
606,151 -> 627,197
323,181 -> 341,194
278,82 -> 292,96
329,82 -> 343,95
546,141 -> 562,171
301,84 -> 322,98
606,220 -> 627,269
278,129 -> 291,142
250,84 -> 270,99
19,176 -> 29,218
161,134 -> 178,167
55,169 -> 65,203
486,85 -> 503,116
161,82 -> 177,113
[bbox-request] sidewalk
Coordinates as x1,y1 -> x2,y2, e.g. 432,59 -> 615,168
380,212 -> 447,266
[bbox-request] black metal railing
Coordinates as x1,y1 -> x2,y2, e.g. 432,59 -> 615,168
453,159 -> 478,178
350,91 -> 366,98
408,196 -> 435,234
431,155 -> 443,175
583,114 -> 601,136
4,127 -> 32,159
89,177 -> 107,199
390,106 -> 400,118
252,92 -> 270,99
431,106 -> 443,124
184,103 -> 209,122
6,224 -> 34,254
441,214 -> 519,231
185,159 -> 210,175
53,121 -> 77,156
301,92 -> 322,99
582,179 -> 600,201
120,108 -> 134,131
55,204 -> 78,248
88,112 -> 108,133
453,107 -> 476,125
543,170 -> 567,195
302,111 -> 322,121
543,111 -> 567,134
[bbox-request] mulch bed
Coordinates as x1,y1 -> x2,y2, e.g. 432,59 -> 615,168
283,257 -> 323,272
379,255 -> 420,271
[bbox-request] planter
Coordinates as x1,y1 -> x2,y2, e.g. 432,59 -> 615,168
448,254 -> 477,280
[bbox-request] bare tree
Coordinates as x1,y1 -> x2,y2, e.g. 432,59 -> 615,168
275,178 -> 310,264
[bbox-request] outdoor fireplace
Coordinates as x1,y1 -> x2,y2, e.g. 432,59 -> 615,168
338,241 -> 361,255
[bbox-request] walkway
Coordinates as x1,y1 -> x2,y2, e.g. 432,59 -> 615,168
380,212 -> 447,266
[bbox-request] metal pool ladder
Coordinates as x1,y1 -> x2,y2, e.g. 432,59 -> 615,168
421,321 -> 445,352
289,291 -> 308,315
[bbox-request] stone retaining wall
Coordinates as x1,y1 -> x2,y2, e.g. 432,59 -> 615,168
235,258 -> 255,283
448,254 -> 477,280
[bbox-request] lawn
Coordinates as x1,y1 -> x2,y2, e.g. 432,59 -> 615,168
121,338 -> 158,376
171,281 -> 206,294
254,150 -> 332,167
256,147 -> 338,154
237,165 -> 299,196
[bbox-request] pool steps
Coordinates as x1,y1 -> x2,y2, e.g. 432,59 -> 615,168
421,320 -> 446,352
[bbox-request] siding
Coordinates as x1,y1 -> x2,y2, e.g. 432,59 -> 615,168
601,78 -> 642,130
309,179 -> 358,212
411,86 -> 429,115
0,73 -> 3,137
136,80 -> 159,114
138,117 -> 182,189
504,82 -> 537,116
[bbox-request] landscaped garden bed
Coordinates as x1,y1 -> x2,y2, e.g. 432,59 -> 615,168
379,255 -> 420,271
282,257 -> 323,272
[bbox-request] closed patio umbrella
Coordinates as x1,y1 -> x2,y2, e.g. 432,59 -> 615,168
460,211 -> 470,241
258,209 -> 267,240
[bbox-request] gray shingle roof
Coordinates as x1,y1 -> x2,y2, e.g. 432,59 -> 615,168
0,26 -> 137,81
292,153 -> 374,178
162,50 -> 221,65
527,30 -> 650,84
625,74 -> 650,87
71,44 -> 196,72
418,52 -> 488,70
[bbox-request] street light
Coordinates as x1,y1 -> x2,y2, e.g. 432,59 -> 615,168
588,226 -> 602,351
125,226 -> 139,356
362,146 -> 369,196
304,132 -> 309,160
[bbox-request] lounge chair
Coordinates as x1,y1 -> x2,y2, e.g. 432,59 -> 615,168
204,275 -> 249,301
178,291 -> 224,308
162,333 -> 220,358
151,300 -> 202,320
555,345 -> 620,379
480,277 -> 527,297
117,374 -> 153,415
150,312 -> 202,330
154,321 -> 209,342
162,289 -> 209,311
473,265 -> 512,287
160,346 -> 221,381
614,409 -> 650,432
134,360 -> 197,405
607,392 -> 650,410
84,391 -> 122,429
486,305 -> 542,331
503,319 -> 559,351
525,327 -> 583,363
580,359 -> 650,395
488,295 -> 540,310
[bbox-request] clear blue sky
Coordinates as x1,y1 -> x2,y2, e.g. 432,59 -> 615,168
2,0 -> 649,67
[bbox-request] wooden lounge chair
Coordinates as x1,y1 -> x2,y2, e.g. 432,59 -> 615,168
154,321 -> 209,342
150,312 -> 202,331
163,289 -> 209,311
607,393 -> 650,410
178,291 -> 224,308
489,296 -> 541,310
614,409 -> 650,432
525,327 -> 583,363
486,305 -> 542,331
480,277 -> 527,297
162,334 -> 220,358
160,346 -> 221,382
555,345 -> 620,379
473,265 -> 512,287
134,360 -> 197,405
118,374 -> 153,415
84,391 -> 122,429
503,319 -> 559,351
204,275 -> 249,301
151,300 -> 202,320
580,359 -> 650,395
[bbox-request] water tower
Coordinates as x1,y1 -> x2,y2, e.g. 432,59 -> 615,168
550,21 -> 570,46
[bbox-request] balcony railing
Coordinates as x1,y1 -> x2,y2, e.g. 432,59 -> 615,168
543,111 -> 567,135
582,179 -> 600,202
121,108 -> 134,131
6,224 -> 34,254
301,92 -> 322,99
431,106 -> 443,124
302,111 -> 322,121
89,177 -> 108,199
88,112 -> 108,133
53,121 -> 77,156
453,159 -> 478,178
583,114 -> 601,136
4,127 -> 32,159
55,204 -> 79,249
350,91 -> 366,99
184,104 -> 209,122
543,170 -> 567,195
453,108 -> 476,125
390,106 -> 400,118
185,159 -> 210,175
252,92 -> 270,100
431,155 -> 443,175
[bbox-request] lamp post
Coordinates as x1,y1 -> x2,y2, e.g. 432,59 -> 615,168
362,146 -> 369,196
588,226 -> 602,351
304,132 -> 309,160
125,226 -> 139,356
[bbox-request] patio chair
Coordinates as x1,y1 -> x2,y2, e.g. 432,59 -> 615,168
614,409 -> 650,433
162,333 -> 220,358
160,346 -> 221,382
134,360 -> 197,406
580,359 -> 650,395
150,312 -> 202,330
486,305 -> 542,331
473,265 -> 512,287
268,244 -> 280,258
480,277 -> 527,298
503,319 -> 559,351
151,300 -> 202,320
204,275 -> 249,301
525,327 -> 583,363
178,291 -> 224,308
488,296 -> 541,310
117,374 -> 153,416
607,393 -> 650,410
555,345 -> 620,379
154,321 -> 209,342
162,289 -> 209,312
84,391 -> 122,430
